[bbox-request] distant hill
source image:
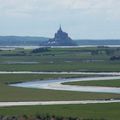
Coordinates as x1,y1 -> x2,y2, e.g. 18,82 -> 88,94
76,39 -> 120,45
0,36 -> 120,46
0,36 -> 48,46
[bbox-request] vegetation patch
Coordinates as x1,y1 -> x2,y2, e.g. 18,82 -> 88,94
0,103 -> 120,120
64,79 -> 120,87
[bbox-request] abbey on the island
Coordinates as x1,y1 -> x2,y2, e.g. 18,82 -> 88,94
47,26 -> 77,46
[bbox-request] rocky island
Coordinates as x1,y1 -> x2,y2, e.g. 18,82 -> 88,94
47,26 -> 77,46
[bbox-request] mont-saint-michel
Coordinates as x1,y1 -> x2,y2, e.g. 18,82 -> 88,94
47,26 -> 77,46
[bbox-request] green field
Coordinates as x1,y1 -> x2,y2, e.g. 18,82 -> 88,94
1,61 -> 120,72
0,103 -> 120,120
64,79 -> 120,87
0,47 -> 120,72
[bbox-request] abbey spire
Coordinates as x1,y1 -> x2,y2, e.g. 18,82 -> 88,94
58,25 -> 62,32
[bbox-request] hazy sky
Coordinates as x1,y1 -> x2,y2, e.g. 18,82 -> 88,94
0,0 -> 120,39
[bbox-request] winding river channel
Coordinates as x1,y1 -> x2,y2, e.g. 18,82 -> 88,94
9,72 -> 120,94
0,71 -> 120,106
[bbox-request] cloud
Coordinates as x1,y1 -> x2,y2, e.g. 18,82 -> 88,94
0,0 -> 120,14
59,0 -> 119,10
0,0 -> 119,23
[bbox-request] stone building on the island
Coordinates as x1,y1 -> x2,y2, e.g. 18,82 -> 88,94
47,26 -> 77,46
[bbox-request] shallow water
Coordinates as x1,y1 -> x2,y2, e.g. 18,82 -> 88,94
1,45 -> 120,50
0,62 -> 39,65
1,71 -> 120,75
10,76 -> 120,94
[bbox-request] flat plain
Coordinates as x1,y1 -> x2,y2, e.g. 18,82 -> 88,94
0,47 -> 120,119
